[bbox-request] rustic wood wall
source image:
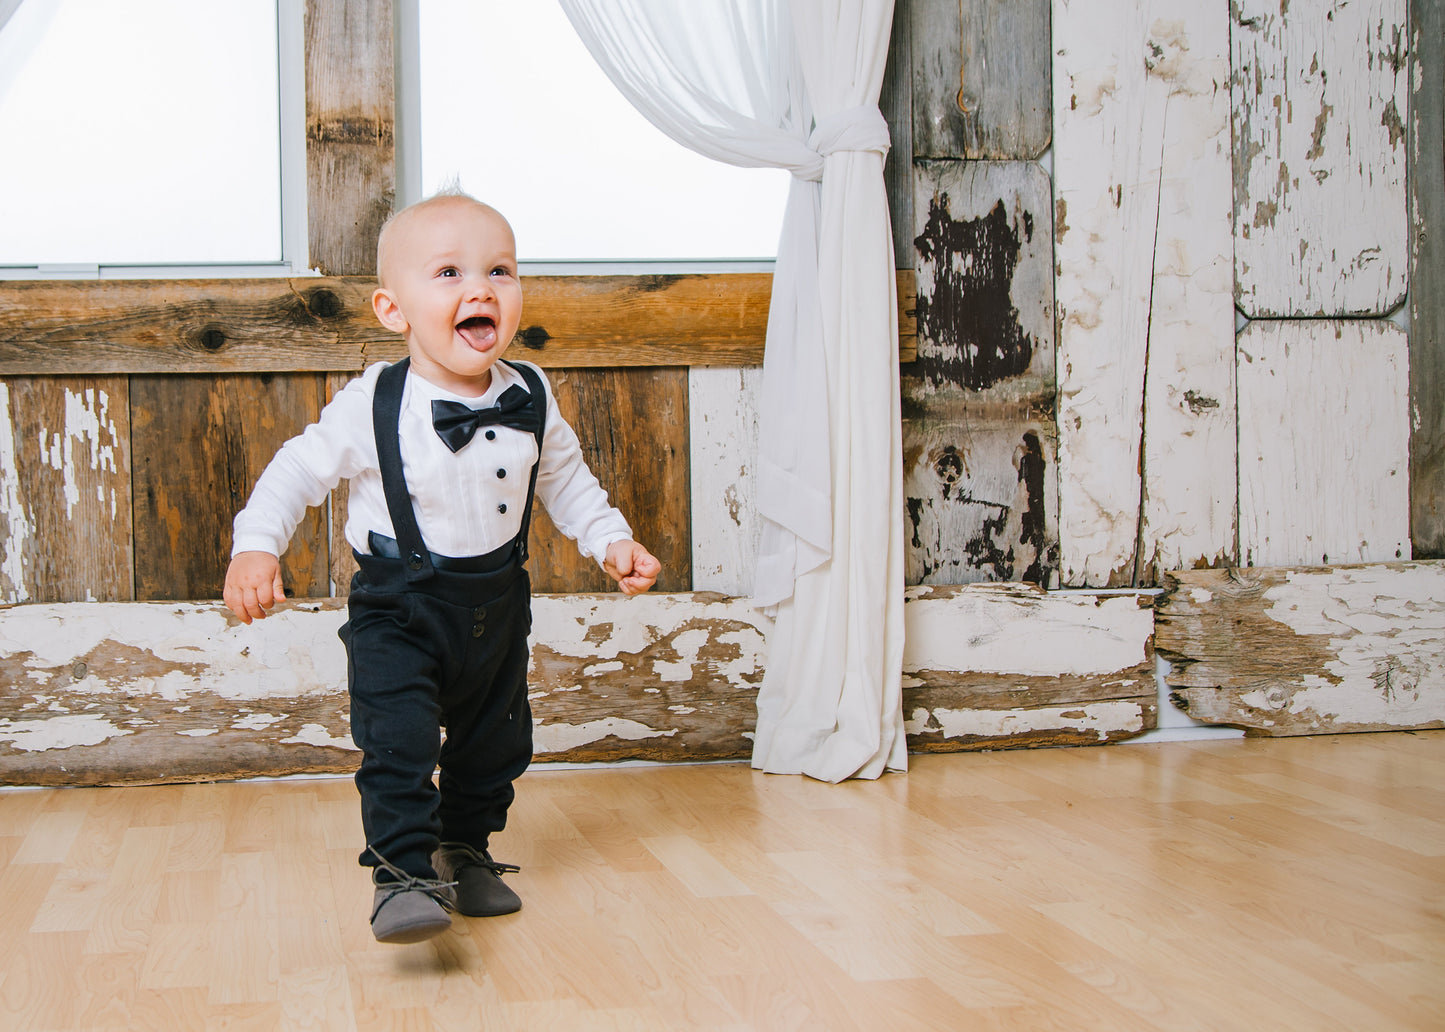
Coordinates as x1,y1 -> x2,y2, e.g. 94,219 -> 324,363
0,0 -> 1441,785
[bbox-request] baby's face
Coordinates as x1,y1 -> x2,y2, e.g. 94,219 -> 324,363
373,198 -> 523,396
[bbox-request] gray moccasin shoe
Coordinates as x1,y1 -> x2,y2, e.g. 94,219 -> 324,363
431,842 -> 521,917
368,850 -> 458,944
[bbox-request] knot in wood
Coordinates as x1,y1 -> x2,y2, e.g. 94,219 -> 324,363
307,288 -> 343,319
519,326 -> 552,350
199,325 -> 228,352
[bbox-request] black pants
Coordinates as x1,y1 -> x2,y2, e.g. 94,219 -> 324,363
341,550 -> 533,878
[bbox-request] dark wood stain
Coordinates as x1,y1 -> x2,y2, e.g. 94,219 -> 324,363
914,194 -> 1036,391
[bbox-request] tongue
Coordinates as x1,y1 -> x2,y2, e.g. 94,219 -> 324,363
457,319 -> 497,350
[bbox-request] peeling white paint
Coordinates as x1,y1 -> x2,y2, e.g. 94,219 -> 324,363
533,717 -> 677,754
581,661 -> 624,677
0,383 -> 34,601
651,627 -> 711,682
904,700 -> 1146,741
280,723 -> 358,750
903,585 -> 1152,676
177,728 -> 219,738
530,595 -> 771,690
1054,0 -> 1236,585
1249,565 -> 1445,726
0,713 -> 132,751
0,602 -> 349,699
1232,0 -> 1409,316
231,713 -> 286,730
1238,321 -> 1410,567
689,367 -> 762,594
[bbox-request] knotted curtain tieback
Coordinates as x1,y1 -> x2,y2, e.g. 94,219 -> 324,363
791,105 -> 891,183
431,384 -> 540,453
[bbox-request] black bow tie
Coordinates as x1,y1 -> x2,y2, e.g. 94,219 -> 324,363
430,385 -> 540,453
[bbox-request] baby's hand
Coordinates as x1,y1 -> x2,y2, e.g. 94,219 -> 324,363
224,551 -> 286,624
603,540 -> 661,596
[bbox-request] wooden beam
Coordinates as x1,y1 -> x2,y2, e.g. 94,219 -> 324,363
1232,0 -> 1409,317
1053,0 -> 1236,587
1410,0 -> 1445,557
0,583 -> 1154,786
0,273 -> 917,375
912,0 -> 1051,160
1237,320 -> 1410,567
305,0 -> 395,277
1157,562 -> 1445,735
902,584 -> 1156,749
0,379 -> 133,603
905,161 -> 1058,588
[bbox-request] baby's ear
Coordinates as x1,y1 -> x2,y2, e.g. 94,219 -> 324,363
371,287 -> 409,333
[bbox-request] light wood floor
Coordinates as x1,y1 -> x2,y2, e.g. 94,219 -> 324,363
1,731 -> 1441,1031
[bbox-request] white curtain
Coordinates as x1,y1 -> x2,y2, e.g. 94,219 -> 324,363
558,0 -> 906,781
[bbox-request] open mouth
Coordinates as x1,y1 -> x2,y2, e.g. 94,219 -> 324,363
456,315 -> 498,350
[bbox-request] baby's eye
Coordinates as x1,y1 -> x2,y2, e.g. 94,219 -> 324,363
438,267 -> 459,278
490,265 -> 513,277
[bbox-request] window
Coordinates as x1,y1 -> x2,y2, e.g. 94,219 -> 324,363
0,0 -> 305,276
415,0 -> 789,266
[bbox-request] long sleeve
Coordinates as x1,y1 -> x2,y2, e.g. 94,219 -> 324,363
231,361 -> 632,564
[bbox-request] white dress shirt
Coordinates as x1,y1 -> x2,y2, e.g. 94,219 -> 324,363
232,361 -> 632,563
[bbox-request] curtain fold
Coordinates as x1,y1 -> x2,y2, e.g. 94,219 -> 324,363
558,0 -> 905,781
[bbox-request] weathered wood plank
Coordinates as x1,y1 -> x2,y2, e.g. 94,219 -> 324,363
689,367 -> 762,596
1232,0 -> 1409,317
326,371 -> 356,597
1237,319 -> 1410,568
905,160 -> 1057,586
304,0 -> 395,277
527,368 -> 691,594
0,584 -> 1163,784
0,594 -> 772,785
526,593 -> 768,763
1157,563 -> 1445,735
0,274 -> 917,374
1135,4 -> 1236,583
912,0 -> 1051,160
903,413 -> 1057,586
911,162 -> 1054,398
0,379 -> 132,603
131,374 -> 330,602
902,584 -> 1157,749
1053,0 -> 1235,586
1410,0 -> 1445,558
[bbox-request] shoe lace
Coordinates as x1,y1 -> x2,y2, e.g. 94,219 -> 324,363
368,846 -> 459,920
440,841 -> 521,877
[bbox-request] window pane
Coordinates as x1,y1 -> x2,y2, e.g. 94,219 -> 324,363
0,0 -> 282,266
418,0 -> 789,262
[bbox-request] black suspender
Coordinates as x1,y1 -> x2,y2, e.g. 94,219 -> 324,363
371,358 -> 547,582
506,360 -> 547,565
